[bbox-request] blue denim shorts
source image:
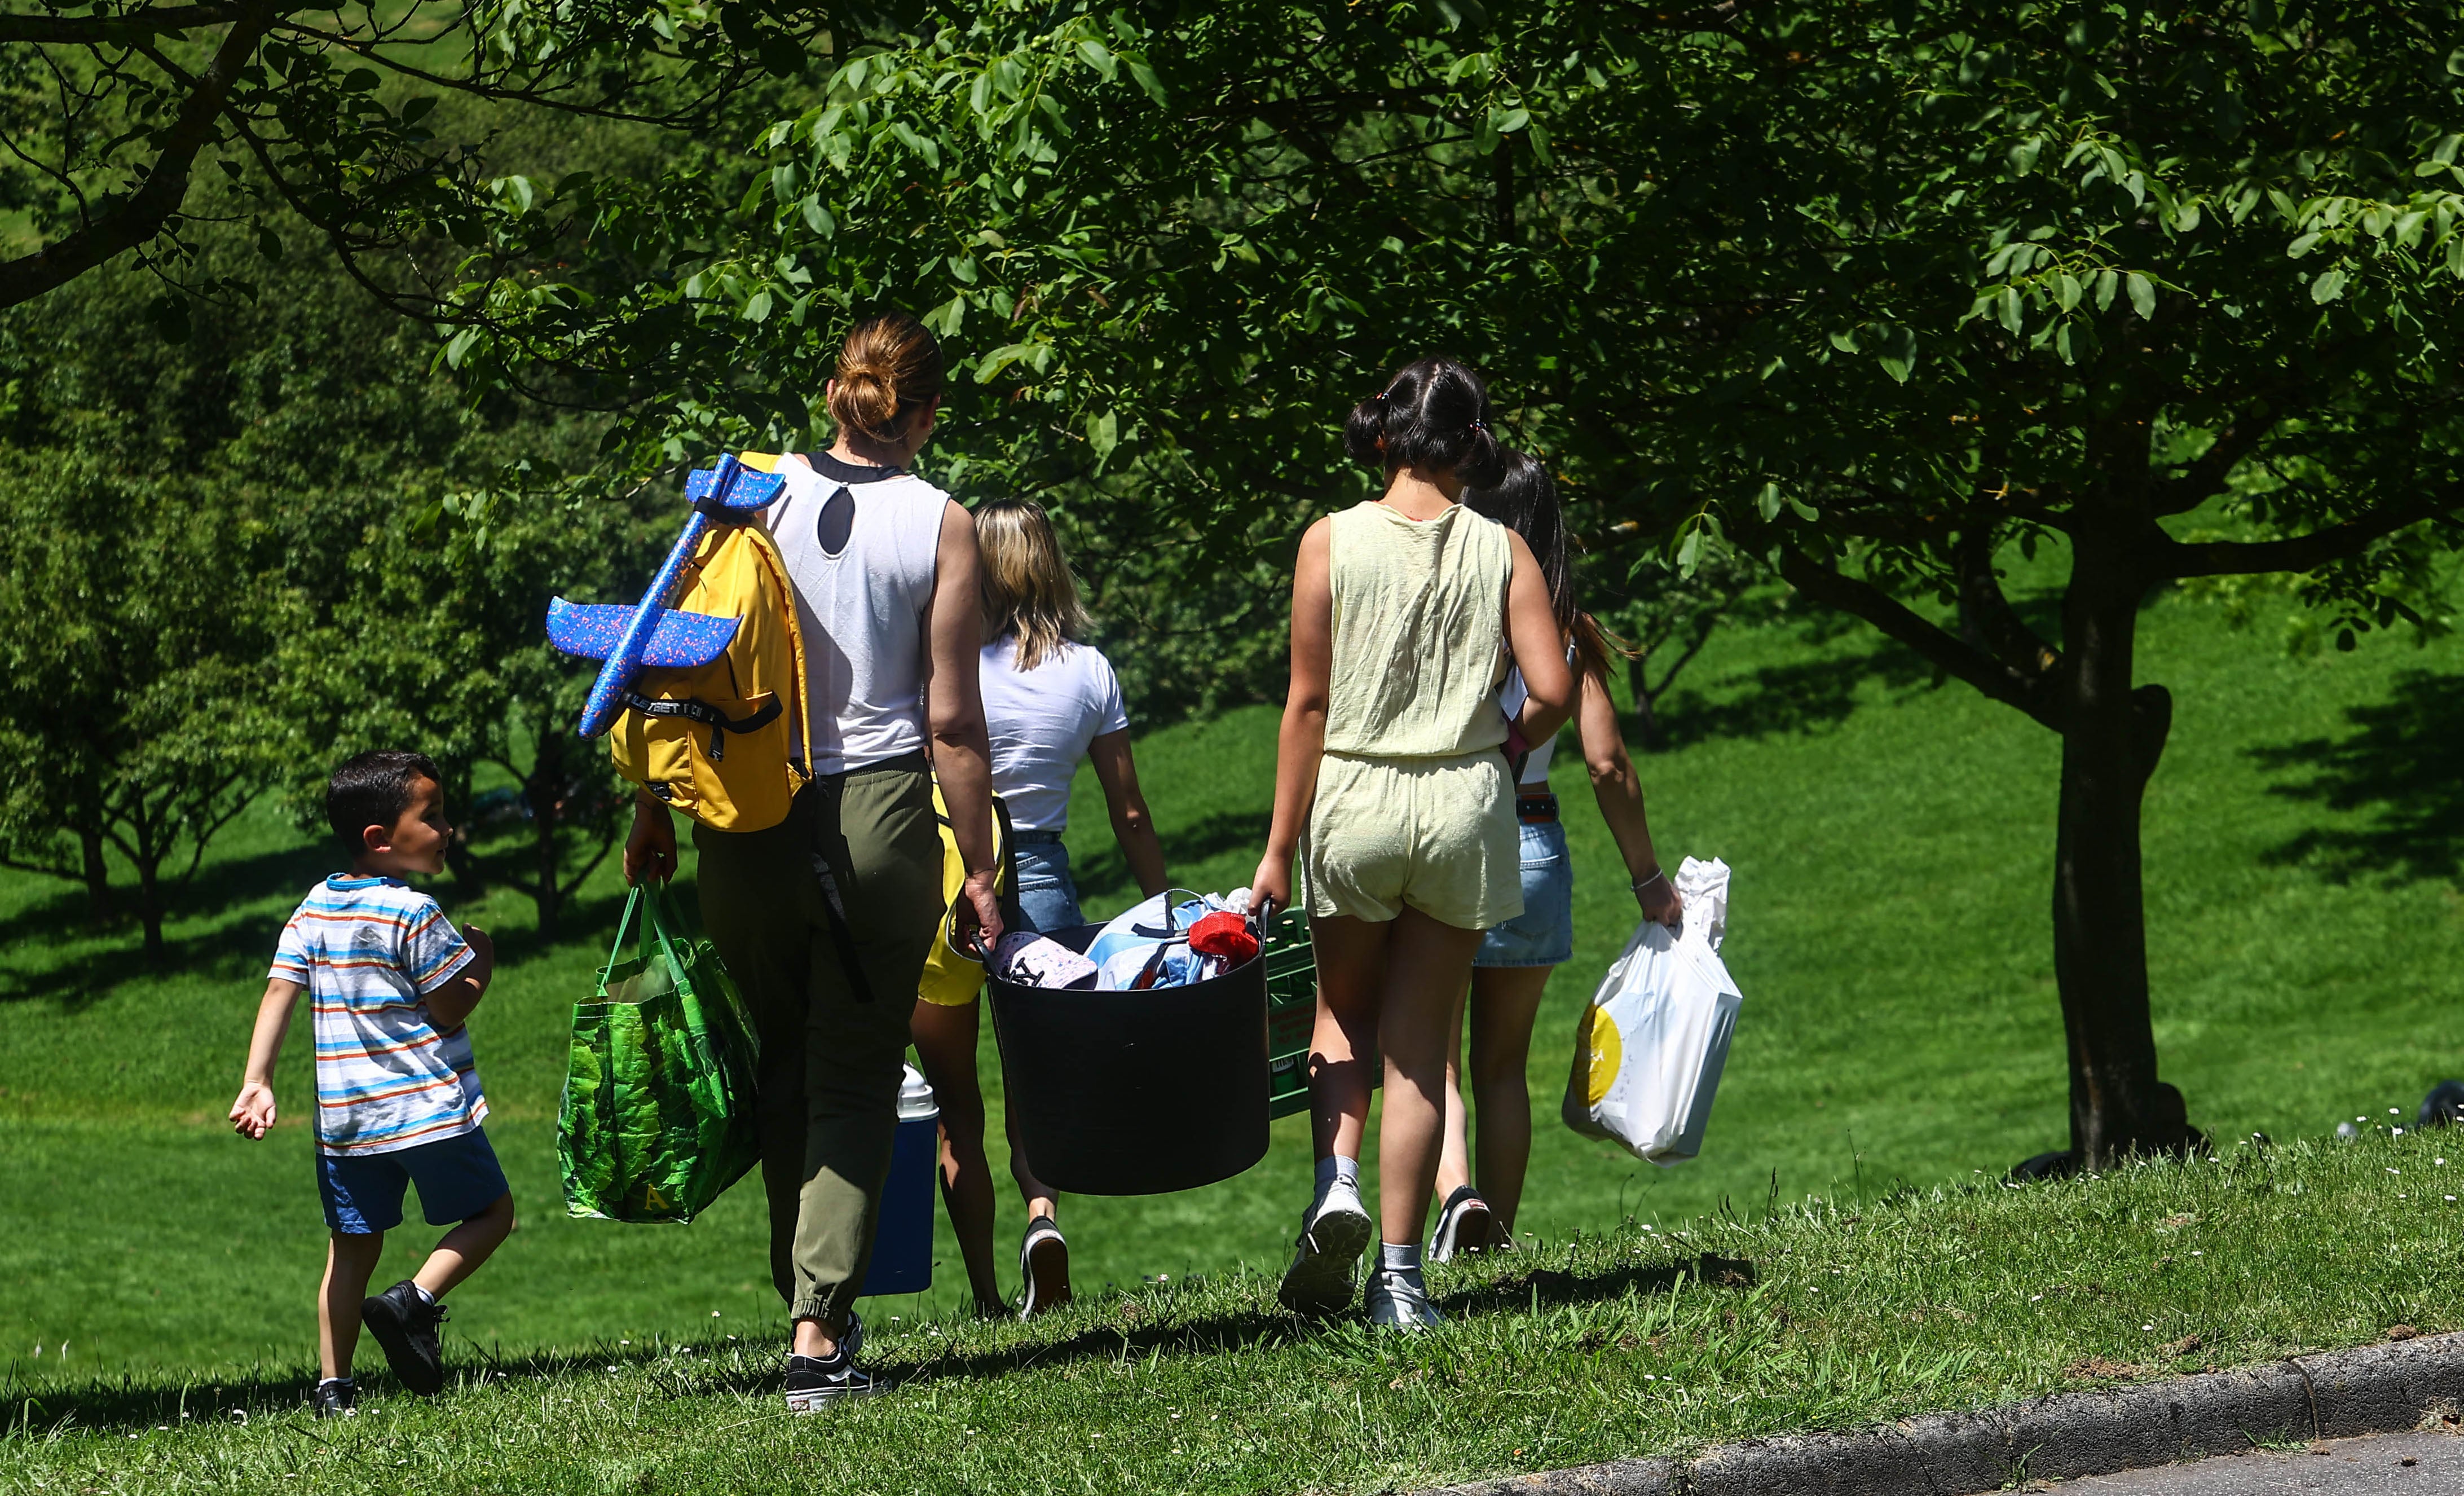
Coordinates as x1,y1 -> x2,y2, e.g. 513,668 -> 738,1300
1475,816 -> 1574,969
1013,833 -> 1087,934
318,1128 -> 508,1235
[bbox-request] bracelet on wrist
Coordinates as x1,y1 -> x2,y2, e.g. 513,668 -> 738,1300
1631,867 -> 1668,894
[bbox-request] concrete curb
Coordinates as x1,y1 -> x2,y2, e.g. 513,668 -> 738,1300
1424,1331 -> 2464,1495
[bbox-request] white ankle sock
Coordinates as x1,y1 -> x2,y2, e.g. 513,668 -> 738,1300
1314,1155 -> 1360,1190
1379,1242 -> 1421,1275
411,1283 -> 437,1306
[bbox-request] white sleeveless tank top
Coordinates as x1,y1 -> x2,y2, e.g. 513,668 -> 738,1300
762,452 -> 947,774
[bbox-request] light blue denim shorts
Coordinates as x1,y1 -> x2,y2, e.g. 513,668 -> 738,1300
1474,815 -> 1573,969
1012,832 -> 1087,934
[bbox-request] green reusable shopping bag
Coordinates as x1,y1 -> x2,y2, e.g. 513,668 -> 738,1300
557,883 -> 762,1224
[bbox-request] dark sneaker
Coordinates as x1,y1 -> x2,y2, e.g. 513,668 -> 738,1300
310,1377 -> 358,1419
1277,1180 -> 1372,1315
361,1279 -> 448,1395
1019,1215 -> 1072,1319
1429,1186 -> 1497,1264
782,1315 -> 885,1413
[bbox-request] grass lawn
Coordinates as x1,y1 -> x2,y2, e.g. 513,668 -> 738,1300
5,1132 -> 2457,1494
5,578 -> 2463,1416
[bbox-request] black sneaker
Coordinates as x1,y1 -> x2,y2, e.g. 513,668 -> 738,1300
310,1377 -> 358,1419
782,1314 -> 884,1413
1430,1186 -> 1497,1264
1019,1215 -> 1072,1319
361,1279 -> 448,1396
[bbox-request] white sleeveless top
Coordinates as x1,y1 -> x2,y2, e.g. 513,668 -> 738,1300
762,452 -> 947,774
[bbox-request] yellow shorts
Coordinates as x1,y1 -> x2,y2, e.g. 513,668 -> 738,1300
1304,751 -> 1520,930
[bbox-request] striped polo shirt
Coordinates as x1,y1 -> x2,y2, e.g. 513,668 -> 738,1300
268,875 -> 486,1156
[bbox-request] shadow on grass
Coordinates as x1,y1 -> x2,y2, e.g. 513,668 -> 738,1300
0,843 -> 636,1006
1643,633 -> 1947,753
2,1253 -> 1757,1435
2249,668 -> 2464,884
1069,809 -> 1272,903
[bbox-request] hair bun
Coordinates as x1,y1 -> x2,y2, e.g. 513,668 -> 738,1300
830,311 -> 945,445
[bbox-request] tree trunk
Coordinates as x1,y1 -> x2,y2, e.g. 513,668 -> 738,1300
1626,654 -> 1665,750
530,736 -> 565,941
2049,533 -> 2189,1169
78,826 -> 112,923
135,851 -> 165,966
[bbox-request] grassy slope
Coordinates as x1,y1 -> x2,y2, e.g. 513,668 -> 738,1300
6,1133 -> 2458,1494
5,583 -> 2463,1392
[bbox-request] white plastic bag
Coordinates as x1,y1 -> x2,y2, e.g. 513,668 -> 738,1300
1562,857 -> 1741,1167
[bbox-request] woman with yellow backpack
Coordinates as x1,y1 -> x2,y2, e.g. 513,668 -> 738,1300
912,497 -> 1169,1318
623,310 -> 1003,1411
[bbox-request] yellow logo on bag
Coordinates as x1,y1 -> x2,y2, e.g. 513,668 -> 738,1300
1583,1002 -> 1621,1107
608,452 -> 812,834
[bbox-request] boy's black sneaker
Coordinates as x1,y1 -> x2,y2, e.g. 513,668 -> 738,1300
362,1279 -> 449,1395
310,1377 -> 358,1420
783,1313 -> 884,1413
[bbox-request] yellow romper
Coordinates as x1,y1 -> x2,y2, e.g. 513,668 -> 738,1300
1305,500 -> 1520,930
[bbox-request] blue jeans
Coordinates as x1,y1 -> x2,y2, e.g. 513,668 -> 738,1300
1013,834 -> 1086,934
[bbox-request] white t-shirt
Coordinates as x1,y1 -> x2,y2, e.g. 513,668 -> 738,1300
761,453 -> 948,774
981,636 -> 1130,831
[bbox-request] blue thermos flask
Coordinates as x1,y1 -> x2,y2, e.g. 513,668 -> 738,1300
859,1064 -> 940,1295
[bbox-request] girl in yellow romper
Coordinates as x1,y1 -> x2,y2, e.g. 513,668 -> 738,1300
1250,355 -> 1575,1328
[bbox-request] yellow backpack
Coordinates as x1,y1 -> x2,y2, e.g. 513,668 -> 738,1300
608,452 -> 812,833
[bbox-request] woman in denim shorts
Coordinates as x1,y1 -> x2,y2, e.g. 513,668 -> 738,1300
1430,452 -> 1685,1261
909,497 -> 1168,1318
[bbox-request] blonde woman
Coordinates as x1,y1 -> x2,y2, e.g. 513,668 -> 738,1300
911,496 -> 1168,1318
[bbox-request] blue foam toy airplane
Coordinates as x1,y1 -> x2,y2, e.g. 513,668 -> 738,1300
545,454 -> 787,737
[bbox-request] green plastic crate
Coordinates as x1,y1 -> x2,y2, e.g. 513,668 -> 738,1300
1263,902 -> 1317,1119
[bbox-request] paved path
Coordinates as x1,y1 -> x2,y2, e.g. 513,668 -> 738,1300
2055,1431 -> 2464,1492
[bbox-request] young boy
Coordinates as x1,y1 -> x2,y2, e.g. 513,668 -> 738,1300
230,749 -> 515,1419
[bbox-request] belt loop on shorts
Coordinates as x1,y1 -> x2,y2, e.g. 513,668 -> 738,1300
1011,828 -> 1064,846
1516,793 -> 1560,824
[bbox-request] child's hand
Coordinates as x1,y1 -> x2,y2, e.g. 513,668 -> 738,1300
230,1081 -> 277,1139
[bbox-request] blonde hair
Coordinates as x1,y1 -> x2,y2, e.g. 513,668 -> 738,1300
828,311 -> 944,445
977,498 -> 1092,671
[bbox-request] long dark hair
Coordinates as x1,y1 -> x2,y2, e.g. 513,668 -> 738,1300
1341,355 -> 1508,489
1464,450 -> 1623,680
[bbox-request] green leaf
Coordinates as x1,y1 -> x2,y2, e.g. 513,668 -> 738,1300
2007,135 -> 2042,176
2055,272 -> 2080,312
2095,269 -> 2119,310
401,96 -> 438,125
801,196 -> 835,237
1087,409 -> 1119,460
2286,231 -> 2320,258
2447,46 -> 2464,77
1874,323 -> 1918,383
2126,271 -> 2155,318
758,34 -> 805,77
254,225 -> 285,262
1675,525 -> 1702,574
1996,285 -> 2024,335
977,341 -> 1036,382
342,67 -> 381,93
2310,266 -> 2346,303
1125,60 -> 1166,105
743,290 -> 773,323
1756,482 -> 1782,522
1076,39 -> 1118,81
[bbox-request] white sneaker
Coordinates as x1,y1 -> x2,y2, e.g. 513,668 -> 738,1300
1365,1269 -> 1444,1330
1277,1179 -> 1372,1315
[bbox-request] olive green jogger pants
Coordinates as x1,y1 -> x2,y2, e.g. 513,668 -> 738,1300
693,753 -> 938,1327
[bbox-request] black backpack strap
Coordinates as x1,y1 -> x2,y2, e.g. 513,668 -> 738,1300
619,692 -> 782,763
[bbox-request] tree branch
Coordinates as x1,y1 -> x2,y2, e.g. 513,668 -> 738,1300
0,4 -> 245,44
1777,547 -> 2062,731
2157,487 -> 2464,579
1952,525 -> 2061,679
0,0 -> 282,309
